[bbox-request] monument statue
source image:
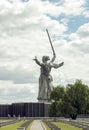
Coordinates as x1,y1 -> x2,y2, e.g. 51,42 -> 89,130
34,29 -> 64,102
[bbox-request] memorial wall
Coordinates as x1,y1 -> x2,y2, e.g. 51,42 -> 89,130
0,102 -> 49,117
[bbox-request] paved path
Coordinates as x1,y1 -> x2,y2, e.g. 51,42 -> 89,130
30,120 -> 46,130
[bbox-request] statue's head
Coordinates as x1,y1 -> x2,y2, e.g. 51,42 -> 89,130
42,56 -> 50,63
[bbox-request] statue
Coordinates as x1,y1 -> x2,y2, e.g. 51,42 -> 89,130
34,29 -> 64,102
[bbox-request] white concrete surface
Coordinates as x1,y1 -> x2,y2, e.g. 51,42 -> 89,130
30,120 -> 46,130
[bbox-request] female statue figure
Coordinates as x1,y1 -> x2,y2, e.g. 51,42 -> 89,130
34,29 -> 64,102
34,54 -> 64,102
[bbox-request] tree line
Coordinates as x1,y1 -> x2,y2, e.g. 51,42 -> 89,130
49,80 -> 89,119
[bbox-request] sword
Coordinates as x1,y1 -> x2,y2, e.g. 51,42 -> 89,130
46,29 -> 56,57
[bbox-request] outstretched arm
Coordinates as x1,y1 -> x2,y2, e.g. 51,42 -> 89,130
52,62 -> 64,69
33,56 -> 42,66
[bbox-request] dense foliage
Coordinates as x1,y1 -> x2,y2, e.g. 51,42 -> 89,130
49,80 -> 89,119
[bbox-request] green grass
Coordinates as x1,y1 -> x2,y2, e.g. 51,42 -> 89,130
52,122 -> 82,130
42,122 -> 51,130
27,120 -> 33,130
0,120 -> 27,130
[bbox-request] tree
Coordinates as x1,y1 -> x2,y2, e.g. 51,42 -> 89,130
48,102 -> 57,117
50,86 -> 65,101
49,80 -> 89,119
64,80 -> 89,115
49,85 -> 65,117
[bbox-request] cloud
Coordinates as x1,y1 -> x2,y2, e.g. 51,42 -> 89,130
0,0 -> 89,103
61,0 -> 86,16
69,23 -> 89,53
60,23 -> 89,84
77,23 -> 89,38
0,66 -> 37,84
39,0 -> 87,17
0,80 -> 38,104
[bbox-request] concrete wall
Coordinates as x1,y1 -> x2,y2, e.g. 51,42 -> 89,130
0,102 -> 50,117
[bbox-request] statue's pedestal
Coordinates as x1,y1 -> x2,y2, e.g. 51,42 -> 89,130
44,102 -> 51,117
38,100 -> 51,117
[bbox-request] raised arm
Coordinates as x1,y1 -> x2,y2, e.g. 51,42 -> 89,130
50,53 -> 56,63
33,56 -> 42,66
52,62 -> 64,69
46,29 -> 56,63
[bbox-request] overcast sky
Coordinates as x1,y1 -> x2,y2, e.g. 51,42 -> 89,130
0,0 -> 89,104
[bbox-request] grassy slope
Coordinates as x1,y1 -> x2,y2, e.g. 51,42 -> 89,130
43,122 -> 51,130
27,120 -> 33,130
52,122 -> 82,130
0,120 -> 26,130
